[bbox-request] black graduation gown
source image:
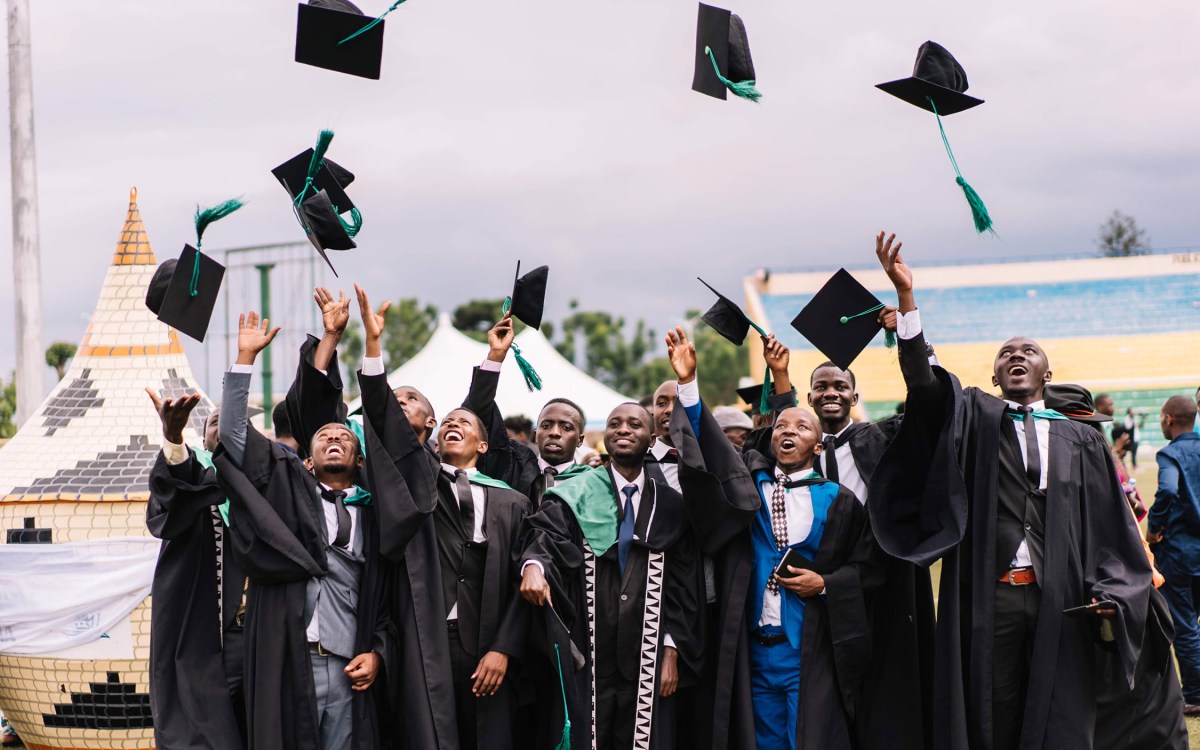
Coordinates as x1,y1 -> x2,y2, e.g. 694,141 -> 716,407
359,368 -> 531,750
147,450 -> 246,750
519,469 -> 705,750
868,331 -> 1152,750
669,399 -> 884,750
463,364 -> 540,498
284,333 -> 352,461
214,425 -> 390,750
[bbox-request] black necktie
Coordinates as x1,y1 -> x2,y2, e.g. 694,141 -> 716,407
1018,407 -> 1042,488
543,465 -> 558,492
821,435 -> 840,483
320,488 -> 352,548
454,470 -> 475,539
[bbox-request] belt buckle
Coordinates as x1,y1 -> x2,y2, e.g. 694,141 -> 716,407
1006,569 -> 1018,585
312,642 -> 332,657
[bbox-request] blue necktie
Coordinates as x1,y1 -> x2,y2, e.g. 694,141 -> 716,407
618,484 -> 637,576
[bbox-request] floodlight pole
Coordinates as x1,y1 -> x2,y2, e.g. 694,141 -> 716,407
7,0 -> 44,424
257,263 -> 275,430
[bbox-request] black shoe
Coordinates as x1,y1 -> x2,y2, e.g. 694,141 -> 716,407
1182,702 -> 1200,717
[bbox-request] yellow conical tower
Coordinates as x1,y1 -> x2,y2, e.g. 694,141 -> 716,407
0,188 -> 214,749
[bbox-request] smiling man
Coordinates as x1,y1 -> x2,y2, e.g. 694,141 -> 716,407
519,400 -> 704,750
870,233 -> 1160,750
664,328 -> 882,750
353,285 -> 531,750
214,310 -> 391,750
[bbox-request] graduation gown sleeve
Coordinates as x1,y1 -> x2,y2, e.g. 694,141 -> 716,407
284,333 -> 347,460
463,364 -> 539,497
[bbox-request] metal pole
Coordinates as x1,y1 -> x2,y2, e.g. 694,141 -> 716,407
8,0 -> 44,424
257,263 -> 275,430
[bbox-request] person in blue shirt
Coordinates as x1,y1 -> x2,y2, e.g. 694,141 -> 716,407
1147,395 -> 1200,714
663,327 -> 883,750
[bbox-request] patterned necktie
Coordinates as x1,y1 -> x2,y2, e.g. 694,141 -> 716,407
618,484 -> 638,576
454,469 -> 476,540
821,435 -> 840,483
320,487 -> 352,548
767,472 -> 789,593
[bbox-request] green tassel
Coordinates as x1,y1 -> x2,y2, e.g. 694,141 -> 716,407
294,130 -> 336,211
956,175 -> 994,235
335,205 -> 363,238
512,343 -> 543,392
885,330 -> 897,348
704,46 -> 762,103
758,366 -> 772,415
553,644 -> 572,750
339,0 -> 408,45
501,296 -> 512,317
191,197 -> 245,297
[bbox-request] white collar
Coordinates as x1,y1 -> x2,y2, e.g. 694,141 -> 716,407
769,467 -> 818,484
648,441 -> 674,461
824,421 -> 855,440
609,465 -> 646,496
1003,399 -> 1046,411
440,463 -> 478,477
320,482 -> 359,498
538,457 -> 576,473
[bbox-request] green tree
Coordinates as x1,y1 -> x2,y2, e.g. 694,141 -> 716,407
1097,210 -> 1150,257
0,371 -> 17,439
44,341 -> 77,381
382,298 -> 438,369
340,320 -> 365,397
690,314 -> 747,406
453,298 -> 508,343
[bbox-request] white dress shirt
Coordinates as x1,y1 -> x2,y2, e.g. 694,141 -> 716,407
759,469 -> 819,628
538,457 -> 576,474
307,484 -> 362,643
819,424 -> 867,505
442,464 -> 487,621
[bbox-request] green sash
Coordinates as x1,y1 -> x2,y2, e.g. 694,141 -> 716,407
466,471 -> 513,491
544,468 -> 619,556
192,447 -> 231,526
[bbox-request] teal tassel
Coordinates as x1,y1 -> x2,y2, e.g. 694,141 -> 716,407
512,343 -> 543,392
885,330 -> 897,348
339,0 -> 408,45
553,644 -> 572,750
928,97 -> 994,236
336,205 -> 363,238
191,197 -> 245,297
501,296 -> 512,317
758,366 -> 772,415
294,130 -> 336,212
704,46 -> 762,102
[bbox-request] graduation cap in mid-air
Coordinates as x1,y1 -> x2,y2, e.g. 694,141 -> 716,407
295,0 -> 391,80
697,278 -> 774,413
274,130 -> 362,276
501,262 -> 550,392
877,41 -> 993,235
790,268 -> 895,372
146,199 -> 243,342
692,3 -> 761,102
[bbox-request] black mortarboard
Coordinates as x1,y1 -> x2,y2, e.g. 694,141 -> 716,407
151,245 -> 225,342
790,268 -> 889,371
295,0 -> 385,80
736,383 -> 764,407
272,149 -> 357,213
1045,384 -> 1112,424
698,278 -> 765,346
876,41 -> 994,234
876,41 -> 983,116
298,190 -> 357,276
508,261 -> 549,330
692,3 -> 761,102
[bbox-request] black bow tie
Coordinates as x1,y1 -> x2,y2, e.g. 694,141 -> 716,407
320,488 -> 352,548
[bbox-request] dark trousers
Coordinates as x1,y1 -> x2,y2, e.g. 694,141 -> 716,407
223,627 -> 247,743
1158,563 -> 1200,702
992,582 -> 1041,750
447,621 -> 478,750
596,672 -> 637,750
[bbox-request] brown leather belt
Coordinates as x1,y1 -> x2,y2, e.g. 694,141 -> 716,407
307,642 -> 336,657
998,567 -> 1036,586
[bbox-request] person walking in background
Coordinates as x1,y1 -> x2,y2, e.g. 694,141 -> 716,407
1147,395 -> 1200,715
1124,408 -> 1142,469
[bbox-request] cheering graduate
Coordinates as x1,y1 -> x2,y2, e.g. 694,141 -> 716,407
215,311 -> 390,750
869,234 -> 1154,750
146,393 -> 246,750
519,401 -> 704,750
665,328 -> 883,750
354,285 -> 532,750
806,354 -> 935,750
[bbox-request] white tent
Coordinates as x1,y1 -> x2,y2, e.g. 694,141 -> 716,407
348,313 -> 633,430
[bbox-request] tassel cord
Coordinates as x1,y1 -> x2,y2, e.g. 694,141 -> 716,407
339,0 -> 408,45
839,302 -> 896,348
553,643 -> 572,750
191,197 -> 245,297
704,46 -> 762,102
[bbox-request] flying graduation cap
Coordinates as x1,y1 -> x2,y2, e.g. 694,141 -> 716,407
877,41 -> 993,235
697,278 -> 774,414
790,268 -> 895,372
273,130 -> 362,276
295,0 -> 405,80
501,262 -> 550,392
692,3 -> 761,102
145,199 -> 244,342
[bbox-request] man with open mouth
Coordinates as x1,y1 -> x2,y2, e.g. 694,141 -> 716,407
870,233 -> 1170,750
663,327 -> 882,750
519,398 -> 705,750
353,284 -> 532,750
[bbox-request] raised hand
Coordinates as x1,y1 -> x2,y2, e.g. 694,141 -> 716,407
877,305 -> 898,333
762,334 -> 789,374
314,287 -> 351,336
875,231 -> 911,293
665,327 -> 697,384
354,284 -> 391,358
487,314 -> 515,363
146,388 -> 201,444
235,311 -> 281,366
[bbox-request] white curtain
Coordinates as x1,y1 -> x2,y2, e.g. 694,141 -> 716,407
0,536 -> 158,655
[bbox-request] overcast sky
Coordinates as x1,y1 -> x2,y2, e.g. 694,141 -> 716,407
0,0 -> 1197,392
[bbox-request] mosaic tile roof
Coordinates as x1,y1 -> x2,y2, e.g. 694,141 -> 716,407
0,188 -> 214,503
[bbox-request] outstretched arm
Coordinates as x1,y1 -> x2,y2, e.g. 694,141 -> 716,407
876,231 -> 939,396
219,311 -> 280,467
311,286 -> 350,373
